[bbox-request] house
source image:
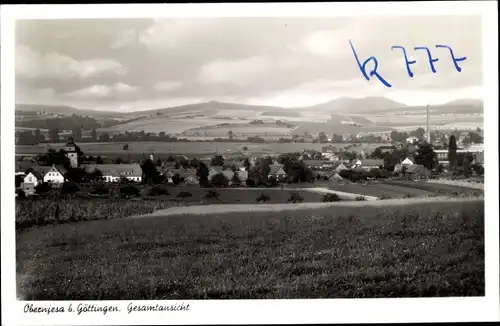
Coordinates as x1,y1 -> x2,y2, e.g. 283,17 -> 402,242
406,136 -> 419,144
332,161 -> 348,172
322,145 -> 340,154
401,157 -> 414,167
81,164 -> 142,183
208,166 -> 224,181
330,173 -> 344,182
360,159 -> 384,170
21,171 -> 44,195
404,164 -> 432,179
268,164 -> 287,180
434,149 -> 449,166
42,165 -> 67,184
302,160 -> 335,170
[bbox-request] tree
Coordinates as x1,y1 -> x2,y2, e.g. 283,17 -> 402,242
211,173 -> 229,187
243,158 -> 251,171
243,146 -> 248,151
73,127 -> 82,141
211,154 -> 224,166
227,130 -> 234,141
414,142 -> 438,170
49,128 -> 59,142
96,156 -> 104,164
141,158 -> 160,184
264,156 -> 274,166
91,128 -> 98,142
231,173 -> 242,186
468,131 -> 483,144
159,131 -> 166,138
448,135 -> 458,170
114,157 -> 124,164
123,144 -> 129,150
332,133 -> 343,143
35,128 -> 41,144
318,132 -> 328,143
172,173 -> 182,185
371,147 -> 384,159
156,158 -> 163,167
196,162 -> 210,186
190,158 -> 200,169
411,127 -> 426,140
99,133 -> 110,142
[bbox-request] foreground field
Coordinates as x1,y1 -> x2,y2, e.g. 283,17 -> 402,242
17,199 -> 484,299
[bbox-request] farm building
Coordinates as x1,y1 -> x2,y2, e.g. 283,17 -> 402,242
81,163 -> 142,183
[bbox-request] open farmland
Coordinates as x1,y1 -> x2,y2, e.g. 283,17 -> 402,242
17,199 -> 484,299
16,141 -> 381,156
181,123 -> 293,137
324,182 -> 436,199
382,180 -> 485,196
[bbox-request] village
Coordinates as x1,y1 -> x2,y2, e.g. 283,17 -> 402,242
15,130 -> 485,198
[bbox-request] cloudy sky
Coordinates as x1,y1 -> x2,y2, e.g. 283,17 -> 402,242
15,16 -> 483,112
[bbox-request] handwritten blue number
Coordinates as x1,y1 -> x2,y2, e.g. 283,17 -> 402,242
413,46 -> 439,73
391,45 -> 416,77
435,45 -> 466,72
349,40 -> 392,88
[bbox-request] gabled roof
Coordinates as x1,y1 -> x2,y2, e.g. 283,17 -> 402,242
26,171 -> 44,180
303,160 -> 333,166
401,157 -> 414,165
269,164 -> 285,174
360,159 -> 383,167
85,164 -> 142,177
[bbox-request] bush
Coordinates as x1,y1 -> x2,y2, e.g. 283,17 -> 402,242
16,189 -> 26,199
177,191 -> 192,199
288,192 -> 304,203
322,193 -> 341,202
61,181 -> 80,195
355,196 -> 366,201
35,182 -> 52,195
120,184 -> 140,198
403,193 -> 412,198
147,185 -> 170,197
91,184 -> 109,195
380,193 -> 392,200
256,193 -> 270,203
204,189 -> 220,200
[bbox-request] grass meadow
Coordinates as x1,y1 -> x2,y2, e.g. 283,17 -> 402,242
16,199 -> 484,300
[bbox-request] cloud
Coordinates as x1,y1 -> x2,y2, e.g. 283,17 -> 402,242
111,29 -> 137,49
197,55 -> 272,87
16,45 -> 127,80
152,81 -> 183,93
64,82 -> 139,99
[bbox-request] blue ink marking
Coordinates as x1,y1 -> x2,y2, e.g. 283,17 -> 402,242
435,45 -> 466,72
414,46 -> 439,73
349,40 -> 392,88
391,45 -> 416,77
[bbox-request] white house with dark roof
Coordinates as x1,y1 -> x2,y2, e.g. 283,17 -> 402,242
42,165 -> 67,184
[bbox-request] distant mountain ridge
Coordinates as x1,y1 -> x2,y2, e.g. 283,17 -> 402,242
16,97 -> 483,118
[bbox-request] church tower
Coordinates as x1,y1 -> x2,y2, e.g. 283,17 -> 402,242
65,137 -> 79,168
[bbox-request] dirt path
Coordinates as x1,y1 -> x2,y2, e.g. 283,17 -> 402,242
226,187 -> 378,200
131,196 -> 483,219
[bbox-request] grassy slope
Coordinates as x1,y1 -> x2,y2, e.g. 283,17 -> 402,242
17,200 -> 484,300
